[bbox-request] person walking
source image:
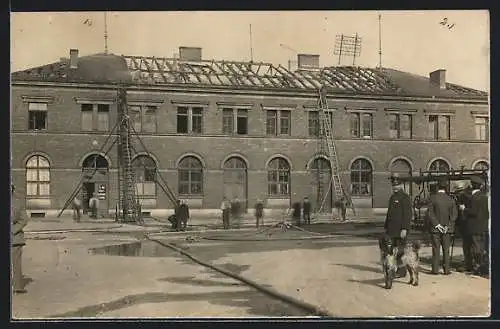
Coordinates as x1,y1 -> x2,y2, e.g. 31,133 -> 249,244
384,176 -> 412,278
463,175 -> 489,276
427,179 -> 458,275
220,197 -> 231,230
302,197 -> 312,225
11,184 -> 29,294
254,198 -> 264,228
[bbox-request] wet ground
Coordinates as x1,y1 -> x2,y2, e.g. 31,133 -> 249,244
12,223 -> 490,318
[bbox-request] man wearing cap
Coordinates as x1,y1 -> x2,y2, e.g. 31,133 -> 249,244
11,184 -> 29,294
384,175 -> 412,278
454,181 -> 473,272
463,175 -> 489,275
427,179 -> 458,275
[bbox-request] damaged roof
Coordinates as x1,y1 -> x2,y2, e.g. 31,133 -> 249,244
11,53 -> 487,99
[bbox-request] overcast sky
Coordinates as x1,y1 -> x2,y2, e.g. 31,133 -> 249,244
11,10 -> 489,91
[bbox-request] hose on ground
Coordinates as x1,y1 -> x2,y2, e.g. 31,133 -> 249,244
145,236 -> 334,317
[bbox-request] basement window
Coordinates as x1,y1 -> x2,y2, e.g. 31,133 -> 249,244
28,102 -> 48,130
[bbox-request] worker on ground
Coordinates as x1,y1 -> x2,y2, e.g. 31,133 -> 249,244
463,175 -> 489,276
384,175 -> 412,278
426,179 -> 457,275
178,200 -> 190,231
302,197 -> 312,225
454,181 -> 473,273
11,184 -> 29,294
291,201 -> 302,226
336,196 -> 347,221
173,199 -> 182,231
72,196 -> 82,222
254,198 -> 264,228
88,192 -> 99,219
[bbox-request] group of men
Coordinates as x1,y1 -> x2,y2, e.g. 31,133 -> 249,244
384,174 -> 489,278
171,199 -> 190,231
71,193 -> 100,222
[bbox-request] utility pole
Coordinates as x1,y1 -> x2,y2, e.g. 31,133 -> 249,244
249,24 -> 254,62
104,12 -> 109,54
378,14 -> 383,68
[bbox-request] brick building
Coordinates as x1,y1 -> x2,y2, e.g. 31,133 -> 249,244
11,47 -> 489,218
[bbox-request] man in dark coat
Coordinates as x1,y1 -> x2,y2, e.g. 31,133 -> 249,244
384,176 -> 412,278
454,181 -> 473,272
173,199 -> 182,231
254,198 -> 264,228
291,201 -> 302,226
427,179 -> 458,275
302,197 -> 312,225
178,201 -> 190,231
463,175 -> 489,275
11,184 -> 29,294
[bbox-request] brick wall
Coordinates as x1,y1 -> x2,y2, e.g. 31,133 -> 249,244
11,84 -> 489,215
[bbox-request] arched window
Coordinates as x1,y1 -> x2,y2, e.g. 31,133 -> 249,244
26,155 -> 50,197
390,158 -> 412,195
310,157 -> 332,210
132,155 -> 157,198
474,161 -> 489,171
267,157 -> 290,197
178,156 -> 203,195
223,157 -> 247,203
429,159 -> 449,172
82,154 -> 109,169
350,158 -> 372,196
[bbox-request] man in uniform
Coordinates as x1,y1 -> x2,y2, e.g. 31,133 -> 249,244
302,197 -> 312,225
454,181 -> 473,272
427,179 -> 458,275
463,175 -> 489,275
384,175 -> 412,278
178,200 -> 190,232
11,184 -> 29,294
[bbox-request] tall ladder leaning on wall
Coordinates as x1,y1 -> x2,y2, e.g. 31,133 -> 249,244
316,85 -> 357,219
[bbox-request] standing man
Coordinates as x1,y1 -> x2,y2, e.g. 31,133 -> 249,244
463,175 -> 489,276
291,201 -> 302,226
88,192 -> 99,219
302,197 -> 312,225
454,181 -> 473,272
11,184 -> 28,294
254,198 -> 264,228
427,179 -> 458,275
72,196 -> 82,222
173,199 -> 182,231
221,197 -> 231,230
179,200 -> 190,231
384,176 -> 412,278
336,196 -> 347,221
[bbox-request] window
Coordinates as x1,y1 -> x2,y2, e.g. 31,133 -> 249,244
350,158 -> 372,196
130,105 -> 157,133
222,108 -> 249,135
428,115 -> 450,140
28,102 -> 48,130
266,110 -> 291,136
132,155 -> 157,198
177,106 -> 204,134
350,113 -> 373,138
26,155 -> 50,197
267,157 -> 290,197
178,156 -> 203,195
80,103 -> 110,132
429,159 -> 450,172
308,111 -> 333,137
389,114 -> 412,139
474,117 -> 489,141
474,161 -> 489,170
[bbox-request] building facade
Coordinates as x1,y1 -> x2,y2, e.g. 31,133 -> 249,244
11,48 -> 490,218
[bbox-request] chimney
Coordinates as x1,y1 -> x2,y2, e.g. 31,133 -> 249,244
429,69 -> 446,90
69,49 -> 79,69
297,54 -> 320,70
179,47 -> 202,61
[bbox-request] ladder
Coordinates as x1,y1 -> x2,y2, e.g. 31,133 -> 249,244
317,86 -> 357,218
117,87 -> 140,223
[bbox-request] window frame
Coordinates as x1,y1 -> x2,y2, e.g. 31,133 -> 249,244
130,105 -> 158,133
389,113 -> 413,139
28,102 -> 48,131
176,106 -> 204,135
350,158 -> 373,196
428,114 -> 451,140
266,110 -> 291,136
350,112 -> 373,139
222,108 -> 249,135
132,155 -> 157,198
25,155 -> 51,198
80,103 -> 111,132
267,157 -> 291,197
474,116 -> 489,141
308,110 -> 333,137
178,156 -> 204,196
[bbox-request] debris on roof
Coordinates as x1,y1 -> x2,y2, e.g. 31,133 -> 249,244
11,53 -> 487,99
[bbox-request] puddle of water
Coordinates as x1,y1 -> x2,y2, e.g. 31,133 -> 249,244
89,241 -> 175,257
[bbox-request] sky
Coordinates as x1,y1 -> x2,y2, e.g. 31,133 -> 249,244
11,10 -> 490,91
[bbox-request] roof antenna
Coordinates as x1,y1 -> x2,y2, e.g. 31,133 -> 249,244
378,13 -> 383,69
249,24 -> 254,62
104,12 -> 109,54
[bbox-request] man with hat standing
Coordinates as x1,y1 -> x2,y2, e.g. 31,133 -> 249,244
426,179 -> 458,275
384,174 -> 413,278
11,184 -> 29,294
454,181 -> 473,272
463,175 -> 489,275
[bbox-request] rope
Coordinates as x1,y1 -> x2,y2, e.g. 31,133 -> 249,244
145,235 -> 333,317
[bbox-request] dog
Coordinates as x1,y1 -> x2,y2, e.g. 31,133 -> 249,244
378,234 -> 421,289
